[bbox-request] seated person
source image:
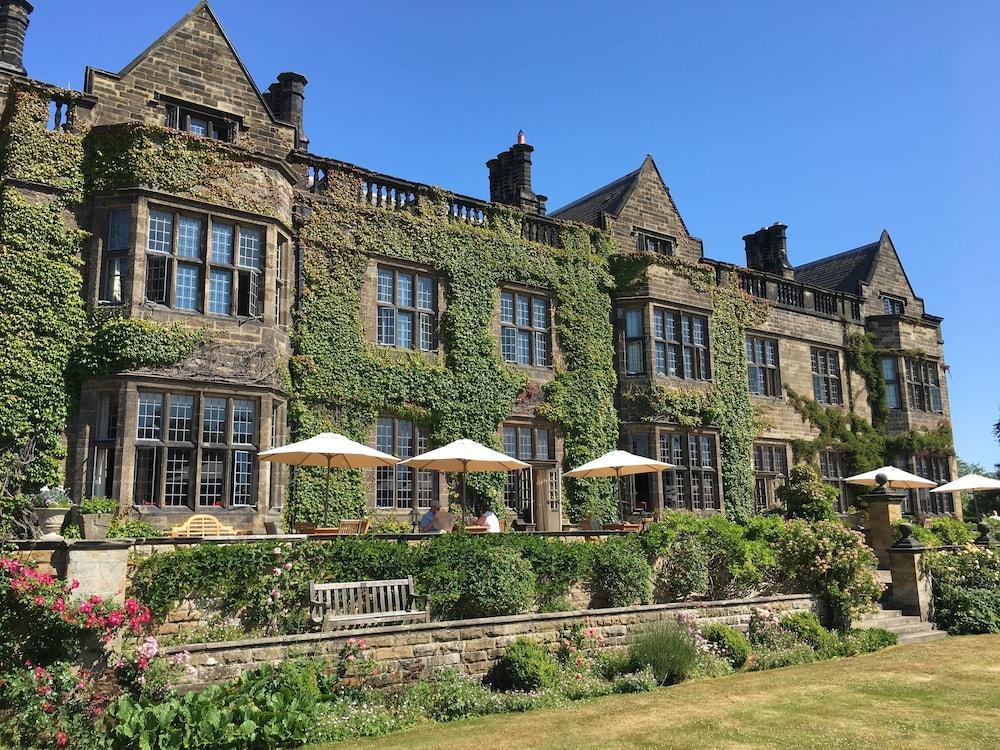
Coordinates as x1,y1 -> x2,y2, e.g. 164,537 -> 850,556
477,507 -> 501,533
419,501 -> 441,533
432,511 -> 457,532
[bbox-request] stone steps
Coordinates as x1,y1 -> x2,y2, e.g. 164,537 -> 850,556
854,605 -> 946,645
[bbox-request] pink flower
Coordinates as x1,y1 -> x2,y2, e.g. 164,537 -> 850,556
107,611 -> 123,627
79,602 -> 92,614
56,731 -> 67,747
283,562 -> 293,571
272,546 -> 282,555
347,638 -> 356,646
272,567 -> 282,576
358,639 -> 367,650
186,664 -> 198,679
346,654 -> 355,662
575,673 -> 582,680
53,598 -> 65,613
33,596 -> 45,606
270,589 -> 281,598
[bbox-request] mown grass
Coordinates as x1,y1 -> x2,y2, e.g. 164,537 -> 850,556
313,636 -> 1000,750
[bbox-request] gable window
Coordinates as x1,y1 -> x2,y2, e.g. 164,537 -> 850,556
810,348 -> 842,405
377,266 -> 436,352
654,308 -> 710,380
134,390 -> 257,509
144,206 -> 264,317
752,443 -> 787,513
747,336 -> 780,396
882,295 -> 905,315
374,417 -> 436,509
659,430 -> 719,511
819,450 -> 850,514
502,423 -> 555,521
623,308 -> 645,375
100,208 -> 131,304
881,356 -> 902,410
500,290 -> 550,367
636,229 -> 674,256
905,358 -> 943,413
165,102 -> 237,143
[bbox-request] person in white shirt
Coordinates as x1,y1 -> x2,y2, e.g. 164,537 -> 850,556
477,508 -> 501,533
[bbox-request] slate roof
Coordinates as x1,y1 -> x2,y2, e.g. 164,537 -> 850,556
794,241 -> 879,293
550,168 -> 640,226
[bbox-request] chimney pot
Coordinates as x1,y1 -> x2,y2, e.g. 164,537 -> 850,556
517,130 -> 526,145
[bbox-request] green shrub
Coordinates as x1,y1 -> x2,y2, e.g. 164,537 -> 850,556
488,637 -> 559,691
107,517 -> 163,538
588,536 -> 652,607
823,628 -> 898,657
627,621 -> 700,685
591,648 -> 632,680
778,465 -> 837,522
653,531 -> 709,601
777,519 -> 882,625
407,668 -> 503,721
779,611 -> 833,651
892,519 -> 939,546
701,623 -> 750,668
748,645 -> 816,671
934,584 -> 1000,635
80,496 -> 118,514
928,517 -> 975,546
610,667 -> 657,693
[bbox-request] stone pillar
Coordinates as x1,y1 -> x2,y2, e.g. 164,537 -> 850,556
887,523 -> 932,621
0,0 -> 32,75
862,481 -> 906,568
64,541 -> 131,604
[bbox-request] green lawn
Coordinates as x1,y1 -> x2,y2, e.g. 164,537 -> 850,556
315,636 -> 1000,750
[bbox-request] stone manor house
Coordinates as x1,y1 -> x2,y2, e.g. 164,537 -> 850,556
0,1 -> 957,532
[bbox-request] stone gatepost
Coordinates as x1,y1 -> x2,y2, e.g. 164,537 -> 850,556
861,477 -> 906,568
64,540 -> 131,604
887,523 -> 932,621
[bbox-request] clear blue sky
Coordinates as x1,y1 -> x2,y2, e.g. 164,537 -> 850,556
24,1 -> 1000,468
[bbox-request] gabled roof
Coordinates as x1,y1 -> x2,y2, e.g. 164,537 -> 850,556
550,168 -> 640,226
114,1 -> 281,124
794,241 -> 880,293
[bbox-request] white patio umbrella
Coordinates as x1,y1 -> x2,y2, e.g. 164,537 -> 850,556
258,432 -> 399,526
929,474 -> 1000,494
565,450 -> 674,519
400,439 -> 529,525
844,466 -> 937,490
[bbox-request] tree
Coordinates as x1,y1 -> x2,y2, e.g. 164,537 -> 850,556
957,457 -> 1000,518
778,464 -> 838,522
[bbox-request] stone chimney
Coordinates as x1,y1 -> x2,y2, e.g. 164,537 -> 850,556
487,131 -> 547,215
264,72 -> 309,150
743,222 -> 794,278
0,0 -> 32,75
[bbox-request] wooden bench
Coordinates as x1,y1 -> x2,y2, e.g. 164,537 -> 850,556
309,576 -> 429,631
336,519 -> 370,535
167,513 -> 237,538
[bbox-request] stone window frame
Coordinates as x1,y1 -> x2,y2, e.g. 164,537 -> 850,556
161,95 -> 241,144
90,392 -> 120,499
132,388 -> 259,511
634,226 -> 675,256
501,420 -> 556,523
818,450 -> 850,514
904,357 -> 943,413
810,347 -> 842,405
373,415 -> 437,510
375,264 -> 438,353
622,307 -> 645,375
746,335 -> 781,397
141,202 -> 271,320
752,442 -> 788,513
500,287 -> 552,369
881,293 -> 906,316
653,306 -> 710,381
658,428 -> 721,512
881,355 -> 903,410
99,206 -> 132,305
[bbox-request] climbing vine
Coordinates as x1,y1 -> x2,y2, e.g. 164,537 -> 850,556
289,169 -> 619,523
0,83 -> 206,500
617,254 -> 767,523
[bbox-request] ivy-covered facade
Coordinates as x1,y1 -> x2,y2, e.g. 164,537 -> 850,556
0,1 -> 958,532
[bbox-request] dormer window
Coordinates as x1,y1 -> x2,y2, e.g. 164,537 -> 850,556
882,295 -> 905,316
162,98 -> 239,143
636,229 -> 674,256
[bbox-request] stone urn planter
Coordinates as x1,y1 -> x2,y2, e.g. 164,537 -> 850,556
33,507 -> 69,536
82,513 -> 114,540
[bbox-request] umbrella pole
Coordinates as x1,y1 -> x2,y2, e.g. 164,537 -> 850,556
461,459 -> 468,530
323,456 -> 332,527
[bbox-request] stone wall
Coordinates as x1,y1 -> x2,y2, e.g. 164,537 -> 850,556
165,593 -> 817,688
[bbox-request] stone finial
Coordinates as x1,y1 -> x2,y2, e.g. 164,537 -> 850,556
891,521 -> 924,550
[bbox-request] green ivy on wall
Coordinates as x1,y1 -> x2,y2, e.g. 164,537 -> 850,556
0,85 -> 207,499
289,170 -> 619,523
616,255 -> 767,523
